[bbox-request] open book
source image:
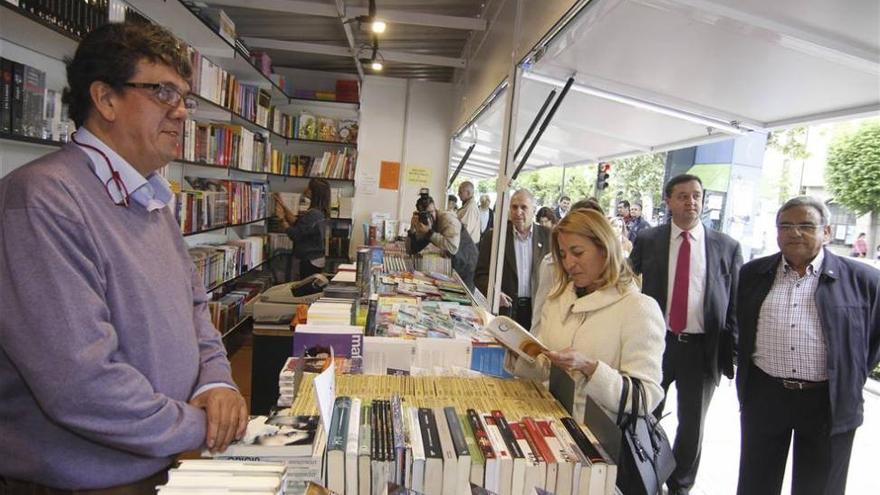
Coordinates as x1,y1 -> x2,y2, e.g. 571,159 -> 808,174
484,316 -> 548,364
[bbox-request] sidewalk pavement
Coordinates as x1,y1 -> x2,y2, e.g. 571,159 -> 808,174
659,379 -> 880,494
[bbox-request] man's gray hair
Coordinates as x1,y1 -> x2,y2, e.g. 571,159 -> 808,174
460,181 -> 474,193
511,188 -> 535,205
776,196 -> 831,225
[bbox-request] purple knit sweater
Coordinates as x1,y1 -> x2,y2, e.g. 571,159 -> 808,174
0,144 -> 235,489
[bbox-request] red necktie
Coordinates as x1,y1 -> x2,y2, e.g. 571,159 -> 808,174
669,231 -> 690,333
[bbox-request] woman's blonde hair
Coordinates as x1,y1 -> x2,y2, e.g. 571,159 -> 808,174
549,208 -> 636,299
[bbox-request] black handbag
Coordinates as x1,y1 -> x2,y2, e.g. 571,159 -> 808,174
614,376 -> 676,495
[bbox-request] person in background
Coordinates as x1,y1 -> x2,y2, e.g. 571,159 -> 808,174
0,22 -> 247,492
509,208 -> 666,422
532,198 -> 604,331
456,181 -> 481,247
627,201 -> 651,242
616,199 -> 632,223
408,192 -> 477,289
446,193 -> 459,212
555,195 -> 571,219
478,194 -> 494,237
735,197 -> 879,495
276,178 -> 331,278
629,174 -> 742,495
851,232 -> 867,257
536,206 -> 559,229
476,189 -> 551,329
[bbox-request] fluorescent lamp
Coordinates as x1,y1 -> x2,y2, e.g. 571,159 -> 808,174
521,71 -> 749,136
371,60 -> 383,71
371,19 -> 386,33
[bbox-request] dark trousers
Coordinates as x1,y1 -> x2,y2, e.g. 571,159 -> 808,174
737,365 -> 855,495
299,258 -> 322,279
0,470 -> 168,495
512,297 -> 532,331
654,333 -> 715,495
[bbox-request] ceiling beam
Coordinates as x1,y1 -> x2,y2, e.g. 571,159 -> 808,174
206,0 -> 337,17
205,0 -> 486,31
334,0 -> 364,80
244,37 -> 351,57
244,37 -> 465,68
345,6 -> 486,31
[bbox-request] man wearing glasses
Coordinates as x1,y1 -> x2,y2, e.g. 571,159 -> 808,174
735,196 -> 880,494
0,22 -> 246,493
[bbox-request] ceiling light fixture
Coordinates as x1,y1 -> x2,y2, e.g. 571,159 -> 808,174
358,36 -> 384,72
345,0 -> 387,35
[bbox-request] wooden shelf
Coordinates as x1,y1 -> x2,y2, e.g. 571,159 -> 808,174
183,216 -> 269,237
206,254 -> 278,293
0,132 -> 65,149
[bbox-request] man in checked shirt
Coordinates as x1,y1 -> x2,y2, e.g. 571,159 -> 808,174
734,196 -> 880,495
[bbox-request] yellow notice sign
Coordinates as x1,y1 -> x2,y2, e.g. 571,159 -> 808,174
406,166 -> 432,186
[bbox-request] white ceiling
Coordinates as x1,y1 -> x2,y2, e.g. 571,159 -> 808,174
449,0 -> 880,180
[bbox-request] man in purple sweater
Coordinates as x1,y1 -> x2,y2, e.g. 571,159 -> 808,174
0,22 -> 247,492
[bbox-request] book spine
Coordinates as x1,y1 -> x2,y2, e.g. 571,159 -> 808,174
10,61 -> 24,135
390,395 -> 406,485
444,407 -> 470,457
466,408 -> 496,461
0,58 -> 11,134
418,407 -> 442,460
491,410 -> 524,459
327,396 -> 351,452
560,417 -> 605,464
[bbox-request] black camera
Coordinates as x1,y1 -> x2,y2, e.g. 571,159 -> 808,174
415,188 -> 433,226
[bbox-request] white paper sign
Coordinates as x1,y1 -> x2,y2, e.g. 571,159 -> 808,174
313,349 -> 337,436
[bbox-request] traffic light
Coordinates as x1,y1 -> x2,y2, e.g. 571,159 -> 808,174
596,162 -> 611,191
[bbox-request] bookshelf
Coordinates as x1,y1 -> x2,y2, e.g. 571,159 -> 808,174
0,1 -> 360,325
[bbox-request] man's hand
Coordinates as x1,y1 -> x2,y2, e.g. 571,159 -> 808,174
190,387 -> 248,453
544,348 -> 599,379
412,214 -> 432,236
499,292 -> 513,308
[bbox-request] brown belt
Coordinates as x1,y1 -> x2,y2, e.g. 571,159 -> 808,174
772,376 -> 828,391
0,469 -> 168,495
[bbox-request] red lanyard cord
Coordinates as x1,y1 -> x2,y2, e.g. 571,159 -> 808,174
71,131 -> 131,207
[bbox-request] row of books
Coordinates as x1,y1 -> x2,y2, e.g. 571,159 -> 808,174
189,235 -> 265,291
276,375 -> 615,495
0,57 -> 70,141
174,177 -> 268,234
11,0 -> 136,40
177,118 -> 358,179
207,272 -> 275,335
184,45 -> 359,144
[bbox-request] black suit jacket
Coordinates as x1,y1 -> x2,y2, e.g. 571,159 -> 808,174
629,223 -> 742,383
475,222 -> 551,302
735,249 -> 880,434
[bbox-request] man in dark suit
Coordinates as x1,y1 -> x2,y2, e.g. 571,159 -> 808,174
629,174 -> 742,495
735,196 -> 879,495
475,188 -> 551,329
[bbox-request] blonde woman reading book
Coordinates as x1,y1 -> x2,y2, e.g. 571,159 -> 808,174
511,209 -> 666,421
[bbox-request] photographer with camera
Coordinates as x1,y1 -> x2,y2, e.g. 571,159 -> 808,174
407,189 -> 478,290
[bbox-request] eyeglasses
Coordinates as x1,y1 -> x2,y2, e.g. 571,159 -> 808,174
122,82 -> 198,112
777,223 -> 824,233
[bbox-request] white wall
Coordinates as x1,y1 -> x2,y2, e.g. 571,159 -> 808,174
351,76 -> 454,252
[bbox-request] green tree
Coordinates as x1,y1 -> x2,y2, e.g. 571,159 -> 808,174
605,153 -> 666,207
826,121 -> 880,215
766,127 -> 810,204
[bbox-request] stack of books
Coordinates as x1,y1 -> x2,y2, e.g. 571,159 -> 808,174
156,459 -> 287,494
281,374 -> 617,495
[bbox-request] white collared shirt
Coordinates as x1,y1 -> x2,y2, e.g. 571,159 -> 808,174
666,221 -> 707,333
73,128 -> 173,212
754,249 -> 827,381
514,223 -> 534,298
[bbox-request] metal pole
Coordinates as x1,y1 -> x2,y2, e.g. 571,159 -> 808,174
447,143 -> 475,188
513,89 -> 556,160
512,76 -> 575,180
